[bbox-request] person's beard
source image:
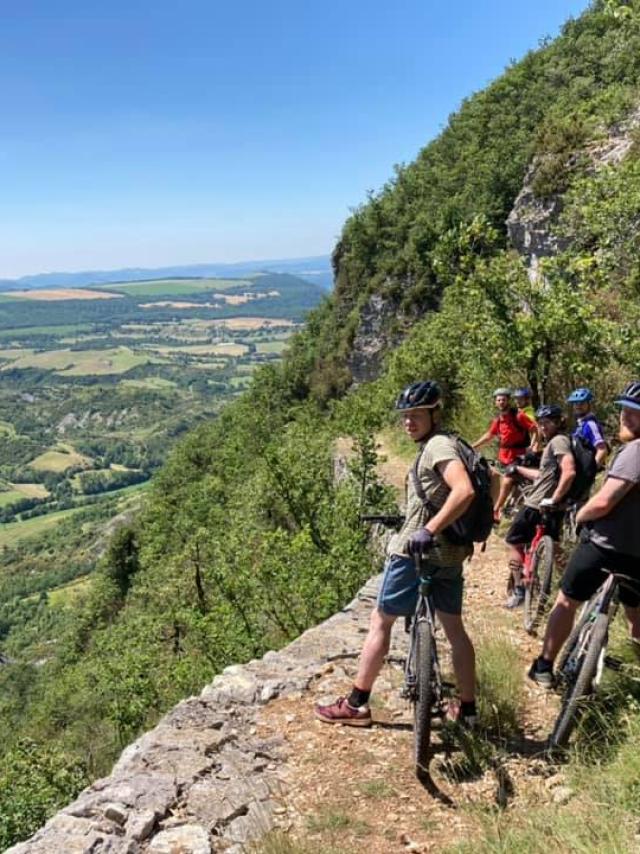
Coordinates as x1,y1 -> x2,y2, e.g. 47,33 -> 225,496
619,424 -> 640,443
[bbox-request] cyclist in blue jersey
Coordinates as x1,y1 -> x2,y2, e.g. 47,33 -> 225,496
566,387 -> 608,470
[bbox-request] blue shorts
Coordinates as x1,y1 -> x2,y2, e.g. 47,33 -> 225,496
378,554 -> 464,616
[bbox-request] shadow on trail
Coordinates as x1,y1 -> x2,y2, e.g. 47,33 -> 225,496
417,769 -> 456,806
372,719 -> 413,732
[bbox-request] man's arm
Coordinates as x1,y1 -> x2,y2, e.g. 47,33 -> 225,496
594,441 -> 608,469
472,429 -> 494,450
424,460 -> 475,535
510,464 -> 539,482
550,453 -> 576,503
576,476 -> 635,525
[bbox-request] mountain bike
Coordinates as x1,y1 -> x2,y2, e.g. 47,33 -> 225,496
549,569 -> 636,750
401,554 -> 449,777
522,505 -> 557,635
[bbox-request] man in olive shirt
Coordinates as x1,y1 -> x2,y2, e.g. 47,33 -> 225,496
502,404 -> 576,608
530,382 -> 640,686
315,381 -> 478,727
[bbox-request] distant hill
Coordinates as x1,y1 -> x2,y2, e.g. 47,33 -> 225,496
0,254 -> 333,293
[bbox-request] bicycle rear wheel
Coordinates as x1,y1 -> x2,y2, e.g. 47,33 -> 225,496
550,612 -> 610,750
524,535 -> 554,635
413,617 -> 434,776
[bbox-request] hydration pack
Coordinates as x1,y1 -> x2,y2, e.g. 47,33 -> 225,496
412,435 -> 494,546
567,433 -> 598,501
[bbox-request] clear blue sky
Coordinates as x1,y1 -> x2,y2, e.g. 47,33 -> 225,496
0,0 -> 590,278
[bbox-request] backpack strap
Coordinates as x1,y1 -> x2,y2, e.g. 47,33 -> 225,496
410,434 -> 446,517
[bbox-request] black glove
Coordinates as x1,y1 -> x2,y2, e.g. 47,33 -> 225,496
505,464 -> 518,477
407,528 -> 436,556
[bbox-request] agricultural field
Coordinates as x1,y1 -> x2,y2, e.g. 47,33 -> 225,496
0,273 -> 317,543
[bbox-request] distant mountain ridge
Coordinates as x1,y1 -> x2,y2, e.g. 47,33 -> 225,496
0,254 -> 333,292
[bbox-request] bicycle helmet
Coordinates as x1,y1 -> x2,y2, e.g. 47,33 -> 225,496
566,387 -> 593,403
493,387 -> 512,397
395,380 -> 441,410
535,403 -> 563,421
614,381 -> 640,411
513,387 -> 532,398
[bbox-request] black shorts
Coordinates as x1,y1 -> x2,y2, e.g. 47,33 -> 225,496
505,505 -> 564,546
561,540 -> 640,607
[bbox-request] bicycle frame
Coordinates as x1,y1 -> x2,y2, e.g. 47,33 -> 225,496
402,560 -> 445,715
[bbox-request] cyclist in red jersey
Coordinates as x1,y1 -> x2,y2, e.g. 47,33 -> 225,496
473,388 -> 538,520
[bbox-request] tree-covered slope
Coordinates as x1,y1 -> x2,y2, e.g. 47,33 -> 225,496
311,0 -> 640,395
4,0 -> 640,848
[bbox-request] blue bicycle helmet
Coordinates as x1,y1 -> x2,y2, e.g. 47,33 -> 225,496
514,387 -> 532,398
395,380 -> 442,410
614,381 -> 640,412
535,404 -> 563,421
566,387 -> 593,404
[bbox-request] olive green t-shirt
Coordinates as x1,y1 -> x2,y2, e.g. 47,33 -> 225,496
524,433 -> 571,509
388,433 -> 472,566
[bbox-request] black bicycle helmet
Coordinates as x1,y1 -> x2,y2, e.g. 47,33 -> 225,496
615,381 -> 640,411
395,380 -> 441,410
535,403 -> 563,421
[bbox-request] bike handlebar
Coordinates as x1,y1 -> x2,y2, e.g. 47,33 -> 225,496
360,514 -> 405,529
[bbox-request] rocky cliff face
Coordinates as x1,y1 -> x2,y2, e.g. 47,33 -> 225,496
7,576 -> 391,854
346,293 -> 407,385
507,105 -> 640,277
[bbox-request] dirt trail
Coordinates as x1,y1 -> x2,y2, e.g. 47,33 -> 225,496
255,438 -> 565,853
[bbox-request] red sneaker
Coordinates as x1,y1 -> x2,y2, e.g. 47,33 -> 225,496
314,697 -> 372,727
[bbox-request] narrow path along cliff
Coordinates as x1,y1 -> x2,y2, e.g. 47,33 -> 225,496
9,440 -> 574,854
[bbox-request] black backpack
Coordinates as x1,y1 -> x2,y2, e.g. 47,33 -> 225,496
567,434 -> 598,501
411,434 -> 494,546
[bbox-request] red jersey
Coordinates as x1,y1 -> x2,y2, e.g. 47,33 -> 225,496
489,407 -> 535,465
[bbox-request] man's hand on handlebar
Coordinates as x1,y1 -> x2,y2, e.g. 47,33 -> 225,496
407,528 -> 436,556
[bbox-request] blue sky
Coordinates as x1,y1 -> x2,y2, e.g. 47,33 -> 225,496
0,0 -> 590,278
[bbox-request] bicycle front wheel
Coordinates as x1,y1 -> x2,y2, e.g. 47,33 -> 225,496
524,535 -> 554,635
413,617 -> 434,776
550,611 -> 610,750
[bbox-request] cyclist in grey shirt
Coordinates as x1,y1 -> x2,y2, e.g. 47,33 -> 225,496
530,382 -> 640,687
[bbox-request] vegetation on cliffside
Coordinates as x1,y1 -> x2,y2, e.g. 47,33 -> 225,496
4,0 -> 640,848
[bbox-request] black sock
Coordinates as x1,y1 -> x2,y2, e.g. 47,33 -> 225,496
535,656 -> 553,673
348,686 -> 371,708
460,700 -> 477,717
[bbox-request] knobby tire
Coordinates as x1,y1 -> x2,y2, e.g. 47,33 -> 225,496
524,535 -> 554,635
413,617 -> 434,776
550,612 -> 610,750
555,596 -> 596,676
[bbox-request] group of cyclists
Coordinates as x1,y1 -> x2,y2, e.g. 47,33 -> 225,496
315,378 -> 640,736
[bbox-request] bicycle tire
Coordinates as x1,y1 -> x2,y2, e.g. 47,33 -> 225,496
413,617 -> 434,775
550,612 -> 610,749
524,535 -> 554,635
555,596 -> 596,676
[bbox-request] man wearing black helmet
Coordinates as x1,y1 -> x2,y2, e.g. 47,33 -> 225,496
502,404 -> 576,608
315,381 -> 478,727
530,383 -> 640,687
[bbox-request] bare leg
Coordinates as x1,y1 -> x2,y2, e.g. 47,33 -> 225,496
437,611 -> 475,702
494,475 -> 515,516
353,608 -> 397,692
541,590 -> 580,662
623,604 -> 640,641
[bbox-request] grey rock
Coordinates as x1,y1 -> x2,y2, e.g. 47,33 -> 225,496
11,573 -> 393,854
126,810 -> 156,842
104,803 -> 128,826
348,292 -> 407,384
148,824 -> 211,853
